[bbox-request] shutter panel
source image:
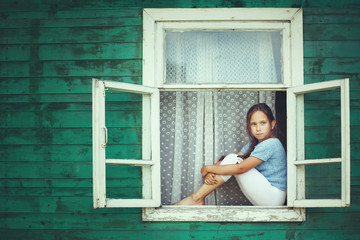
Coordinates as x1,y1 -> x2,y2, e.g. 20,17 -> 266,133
287,79 -> 350,208
92,79 -> 161,208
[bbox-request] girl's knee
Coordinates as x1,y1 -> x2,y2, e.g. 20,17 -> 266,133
224,153 -> 238,160
220,154 -> 240,165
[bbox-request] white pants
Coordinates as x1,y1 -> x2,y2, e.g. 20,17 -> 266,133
219,154 -> 286,206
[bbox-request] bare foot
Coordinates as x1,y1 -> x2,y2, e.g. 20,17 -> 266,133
173,195 -> 205,205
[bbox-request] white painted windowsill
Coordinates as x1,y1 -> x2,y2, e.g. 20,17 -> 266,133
143,205 -> 305,222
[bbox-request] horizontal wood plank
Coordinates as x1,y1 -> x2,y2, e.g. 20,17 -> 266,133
304,8 -> 360,24
0,26 -> 141,44
0,128 -> 141,145
0,12 -> 141,28
0,77 -> 142,94
0,186 -> 141,198
0,59 -> 142,77
304,41 -> 360,58
0,93 -> 141,103
305,126 -> 360,143
303,23 -> 360,41
0,145 -> 141,162
0,102 -> 141,112
304,58 -> 360,75
0,161 -> 142,178
0,110 -> 141,128
0,43 -> 141,61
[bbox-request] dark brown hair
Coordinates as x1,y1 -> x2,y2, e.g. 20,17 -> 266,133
242,103 -> 280,159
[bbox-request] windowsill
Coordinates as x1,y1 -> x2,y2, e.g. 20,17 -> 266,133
142,205 -> 305,222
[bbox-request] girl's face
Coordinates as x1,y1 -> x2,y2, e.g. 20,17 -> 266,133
249,110 -> 276,142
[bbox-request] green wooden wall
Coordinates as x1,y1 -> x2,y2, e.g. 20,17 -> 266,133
1,0 -> 359,239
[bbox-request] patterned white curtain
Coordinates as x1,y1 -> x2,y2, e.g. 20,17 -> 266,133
161,31 -> 280,205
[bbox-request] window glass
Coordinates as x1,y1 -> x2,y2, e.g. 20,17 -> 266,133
302,88 -> 342,202
106,165 -> 142,199
165,31 -> 282,84
105,90 -> 142,159
304,89 -> 342,159
305,164 -> 341,200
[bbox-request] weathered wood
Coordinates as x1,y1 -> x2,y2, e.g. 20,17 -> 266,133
0,26 -> 141,44
305,126 -> 360,143
0,196 -> 142,214
0,186 -> 141,198
0,145 -> 141,161
306,143 -> 360,160
0,11 -> 142,29
304,41 -> 360,58
0,93 -> 140,103
0,1 -> 359,240
304,58 -> 360,75
0,110 -> 141,128
0,77 -> 142,94
0,229 -> 312,240
304,8 -> 360,23
0,102 -> 141,112
304,100 -> 360,110
0,60 -> 142,77
0,128 -> 141,145
0,178 -> 138,188
4,229 -> 360,240
0,161 -> 142,178
143,206 -> 305,222
0,43 -> 141,61
303,23 -> 360,41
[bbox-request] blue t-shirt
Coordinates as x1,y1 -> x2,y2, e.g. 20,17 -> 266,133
241,138 -> 287,191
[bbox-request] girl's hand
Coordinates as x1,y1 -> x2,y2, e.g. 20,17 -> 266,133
201,166 -> 209,178
204,173 -> 218,185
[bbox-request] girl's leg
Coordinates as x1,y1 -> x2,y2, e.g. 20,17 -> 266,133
174,154 -> 239,205
174,155 -> 239,205
174,175 -> 225,205
234,169 -> 286,206
219,154 -> 286,206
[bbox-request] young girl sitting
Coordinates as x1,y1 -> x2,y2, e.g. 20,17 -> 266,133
175,103 -> 287,206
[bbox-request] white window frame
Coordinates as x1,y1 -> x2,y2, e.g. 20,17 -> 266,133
92,8 -> 351,222
92,79 -> 161,208
287,79 -> 351,208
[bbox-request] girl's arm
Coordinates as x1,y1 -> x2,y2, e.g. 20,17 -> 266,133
203,156 -> 223,184
201,156 -> 263,178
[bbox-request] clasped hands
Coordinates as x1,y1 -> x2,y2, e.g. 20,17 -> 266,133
201,165 -> 218,185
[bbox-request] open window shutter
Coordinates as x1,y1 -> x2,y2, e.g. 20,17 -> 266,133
287,79 -> 350,208
92,79 -> 161,208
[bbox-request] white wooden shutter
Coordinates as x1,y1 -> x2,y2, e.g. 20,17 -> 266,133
92,79 -> 161,208
287,78 -> 350,208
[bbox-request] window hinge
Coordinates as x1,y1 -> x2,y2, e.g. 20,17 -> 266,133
103,85 -> 107,97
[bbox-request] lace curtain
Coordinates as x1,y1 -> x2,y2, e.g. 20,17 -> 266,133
160,31 -> 280,205
165,31 -> 281,84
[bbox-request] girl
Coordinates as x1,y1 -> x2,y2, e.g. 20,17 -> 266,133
175,103 -> 287,206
